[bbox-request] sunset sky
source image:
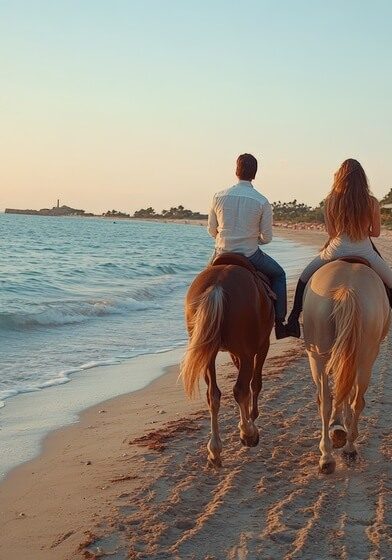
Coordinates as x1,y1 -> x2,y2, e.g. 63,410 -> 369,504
1,1 -> 391,214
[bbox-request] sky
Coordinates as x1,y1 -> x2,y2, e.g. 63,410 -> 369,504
1,0 -> 391,214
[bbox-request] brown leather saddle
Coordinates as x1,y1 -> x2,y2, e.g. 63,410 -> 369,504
211,253 -> 277,301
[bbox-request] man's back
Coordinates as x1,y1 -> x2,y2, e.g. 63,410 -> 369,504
208,180 -> 273,257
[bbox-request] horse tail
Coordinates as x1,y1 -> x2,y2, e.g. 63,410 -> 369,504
326,286 -> 361,405
180,285 -> 224,398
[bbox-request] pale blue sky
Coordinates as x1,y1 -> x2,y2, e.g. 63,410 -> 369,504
1,1 -> 391,213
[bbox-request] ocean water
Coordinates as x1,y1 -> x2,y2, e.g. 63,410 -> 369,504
0,214 -> 317,409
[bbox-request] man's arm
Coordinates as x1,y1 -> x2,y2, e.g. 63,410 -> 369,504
207,198 -> 218,238
259,201 -> 273,244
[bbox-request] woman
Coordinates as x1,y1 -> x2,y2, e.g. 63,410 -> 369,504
286,158 -> 392,338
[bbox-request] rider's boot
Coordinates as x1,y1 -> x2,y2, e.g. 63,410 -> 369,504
274,318 -> 287,340
285,279 -> 307,338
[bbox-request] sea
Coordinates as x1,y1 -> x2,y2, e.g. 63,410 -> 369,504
0,214 -> 317,410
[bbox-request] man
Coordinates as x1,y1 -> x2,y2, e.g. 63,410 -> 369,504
208,153 -> 287,339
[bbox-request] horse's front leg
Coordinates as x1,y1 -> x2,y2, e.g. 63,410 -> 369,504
234,356 -> 259,447
204,363 -> 222,467
250,342 -> 269,421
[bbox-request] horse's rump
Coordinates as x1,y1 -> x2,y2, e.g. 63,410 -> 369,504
304,260 -> 390,402
211,252 -> 276,300
187,265 -> 271,351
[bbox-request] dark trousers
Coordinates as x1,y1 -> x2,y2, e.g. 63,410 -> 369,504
248,249 -> 287,320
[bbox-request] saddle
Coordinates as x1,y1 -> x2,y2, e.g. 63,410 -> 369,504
211,253 -> 277,301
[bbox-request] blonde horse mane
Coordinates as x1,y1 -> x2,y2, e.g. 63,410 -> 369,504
326,286 -> 361,404
180,285 -> 224,398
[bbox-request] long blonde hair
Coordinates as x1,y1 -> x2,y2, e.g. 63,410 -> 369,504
325,159 -> 373,241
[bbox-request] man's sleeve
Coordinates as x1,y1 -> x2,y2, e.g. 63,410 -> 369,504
207,197 -> 218,238
259,201 -> 273,244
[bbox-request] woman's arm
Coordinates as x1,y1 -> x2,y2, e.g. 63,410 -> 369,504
369,198 -> 381,237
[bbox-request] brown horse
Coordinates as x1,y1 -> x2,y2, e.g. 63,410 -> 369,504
180,254 -> 274,467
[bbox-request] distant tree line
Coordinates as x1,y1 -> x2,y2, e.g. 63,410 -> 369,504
380,188 -> 392,227
133,205 -> 208,220
103,209 -> 131,218
272,200 -> 324,224
127,188 -> 392,228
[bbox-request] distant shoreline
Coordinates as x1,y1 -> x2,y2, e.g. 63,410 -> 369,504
4,212 -> 392,236
2,211 -> 208,224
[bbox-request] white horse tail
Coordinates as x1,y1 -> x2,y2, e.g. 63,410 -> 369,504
180,285 -> 224,398
327,286 -> 361,405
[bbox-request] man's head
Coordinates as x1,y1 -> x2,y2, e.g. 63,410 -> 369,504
236,153 -> 258,181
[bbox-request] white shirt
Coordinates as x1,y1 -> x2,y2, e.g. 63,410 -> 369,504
208,181 -> 273,257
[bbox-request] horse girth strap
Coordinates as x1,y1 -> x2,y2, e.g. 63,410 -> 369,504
211,253 -> 277,301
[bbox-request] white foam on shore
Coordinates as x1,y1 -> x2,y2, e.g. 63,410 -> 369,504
0,351 -> 183,408
0,348 -> 185,480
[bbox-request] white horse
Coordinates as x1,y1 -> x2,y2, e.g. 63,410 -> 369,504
303,260 -> 390,474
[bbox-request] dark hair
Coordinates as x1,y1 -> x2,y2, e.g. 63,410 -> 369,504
236,153 -> 258,181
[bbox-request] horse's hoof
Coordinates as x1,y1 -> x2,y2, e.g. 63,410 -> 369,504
319,461 -> 336,475
207,456 -> 222,468
240,431 -> 259,448
331,427 -> 347,449
343,450 -> 358,463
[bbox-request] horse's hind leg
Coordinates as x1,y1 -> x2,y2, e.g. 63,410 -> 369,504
330,400 -> 347,449
342,379 -> 368,462
204,361 -> 222,467
250,342 -> 269,421
308,353 -> 335,473
234,356 -> 259,447
342,360 -> 372,462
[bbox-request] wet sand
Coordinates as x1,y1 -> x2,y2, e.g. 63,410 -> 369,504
0,227 -> 391,559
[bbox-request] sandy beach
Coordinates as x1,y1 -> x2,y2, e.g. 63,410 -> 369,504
0,226 -> 391,559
